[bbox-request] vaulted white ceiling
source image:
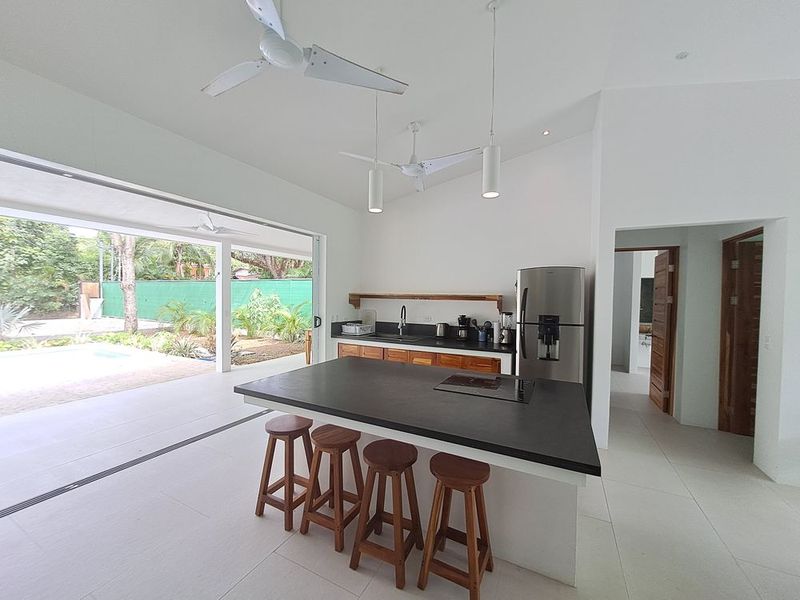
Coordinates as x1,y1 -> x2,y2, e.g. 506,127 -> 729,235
1,0 -> 798,209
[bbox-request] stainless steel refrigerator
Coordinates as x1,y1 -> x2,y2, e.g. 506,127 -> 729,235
516,266 -> 585,383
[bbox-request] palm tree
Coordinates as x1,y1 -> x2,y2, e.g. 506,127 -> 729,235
0,304 -> 41,340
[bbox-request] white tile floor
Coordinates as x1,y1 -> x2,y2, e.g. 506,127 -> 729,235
1,363 -> 798,599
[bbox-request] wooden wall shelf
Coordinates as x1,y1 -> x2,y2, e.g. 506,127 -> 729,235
348,293 -> 503,312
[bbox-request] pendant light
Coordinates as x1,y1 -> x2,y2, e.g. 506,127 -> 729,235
368,92 -> 384,213
482,1 -> 500,199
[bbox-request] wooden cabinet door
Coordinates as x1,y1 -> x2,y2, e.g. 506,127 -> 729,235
463,356 -> 501,374
409,351 -> 436,366
649,249 -> 677,412
384,348 -> 409,363
436,353 -> 465,370
360,346 -> 384,360
338,343 -> 362,358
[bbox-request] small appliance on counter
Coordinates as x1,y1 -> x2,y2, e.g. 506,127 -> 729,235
341,322 -> 375,336
435,322 -> 448,338
499,311 -> 514,345
456,314 -> 470,339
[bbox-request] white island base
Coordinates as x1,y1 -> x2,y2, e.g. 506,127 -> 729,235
243,397 -> 584,586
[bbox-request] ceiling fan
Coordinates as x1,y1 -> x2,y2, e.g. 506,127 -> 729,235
175,212 -> 252,236
202,0 -> 408,97
340,122 -> 481,192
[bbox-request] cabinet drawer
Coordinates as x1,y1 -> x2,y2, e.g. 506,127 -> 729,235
361,346 -> 384,360
409,351 -> 436,366
338,343 -> 362,358
384,348 -> 409,363
462,356 -> 501,373
435,353 -> 464,369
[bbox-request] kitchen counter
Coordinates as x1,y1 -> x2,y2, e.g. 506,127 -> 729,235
236,357 -> 599,584
235,357 -> 598,476
332,331 -> 513,354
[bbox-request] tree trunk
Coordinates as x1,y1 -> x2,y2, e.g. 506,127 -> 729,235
230,252 -> 305,279
111,233 -> 138,333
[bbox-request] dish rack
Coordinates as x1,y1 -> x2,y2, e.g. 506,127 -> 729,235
341,323 -> 375,336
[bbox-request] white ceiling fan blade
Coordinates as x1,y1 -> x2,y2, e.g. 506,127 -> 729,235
305,45 -> 407,94
420,147 -> 482,175
173,226 -> 203,231
339,152 -> 397,169
216,227 -> 254,235
245,0 -> 286,39
414,175 -> 425,193
201,59 -> 267,97
201,212 -> 216,230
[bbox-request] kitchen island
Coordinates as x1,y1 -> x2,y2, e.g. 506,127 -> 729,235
235,357 -> 600,585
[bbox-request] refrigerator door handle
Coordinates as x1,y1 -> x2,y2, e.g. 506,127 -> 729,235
520,324 -> 527,359
520,287 -> 528,324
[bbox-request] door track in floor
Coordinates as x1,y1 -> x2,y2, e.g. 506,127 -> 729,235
0,408 -> 273,519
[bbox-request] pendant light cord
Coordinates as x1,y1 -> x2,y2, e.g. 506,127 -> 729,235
374,92 -> 379,168
489,3 -> 497,144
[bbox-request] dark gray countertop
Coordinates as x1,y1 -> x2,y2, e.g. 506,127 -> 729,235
235,357 -> 600,476
332,332 -> 515,355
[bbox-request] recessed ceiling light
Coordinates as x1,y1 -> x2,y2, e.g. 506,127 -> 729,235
61,173 -> 74,178
542,129 -> 551,136
675,51 -> 689,60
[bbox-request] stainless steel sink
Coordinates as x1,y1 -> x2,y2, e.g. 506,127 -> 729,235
373,333 -> 422,342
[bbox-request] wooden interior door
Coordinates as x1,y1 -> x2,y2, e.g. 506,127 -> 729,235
649,249 -> 677,412
719,232 -> 763,436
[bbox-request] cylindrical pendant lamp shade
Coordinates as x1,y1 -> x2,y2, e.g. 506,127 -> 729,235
368,168 -> 383,213
482,144 -> 501,199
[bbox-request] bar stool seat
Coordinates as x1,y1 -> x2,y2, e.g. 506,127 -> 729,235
255,414 -> 315,531
418,453 -> 494,600
300,425 -> 364,551
350,439 -> 423,589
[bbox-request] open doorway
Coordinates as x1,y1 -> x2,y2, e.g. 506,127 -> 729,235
719,227 -> 764,436
612,247 -> 679,414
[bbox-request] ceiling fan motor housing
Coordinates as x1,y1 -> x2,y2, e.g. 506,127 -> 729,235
259,29 -> 304,69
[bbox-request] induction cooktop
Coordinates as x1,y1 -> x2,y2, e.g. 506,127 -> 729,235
434,373 -> 533,403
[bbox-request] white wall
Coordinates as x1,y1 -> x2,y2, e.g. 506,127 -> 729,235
640,251 -> 657,278
593,80 -> 800,484
610,252 -> 641,372
359,133 -> 595,325
0,59 -> 362,358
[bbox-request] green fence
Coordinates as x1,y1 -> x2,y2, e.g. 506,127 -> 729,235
101,279 -> 312,320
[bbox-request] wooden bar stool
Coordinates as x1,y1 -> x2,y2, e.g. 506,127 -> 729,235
349,439 -> 424,589
418,453 -> 494,600
300,424 -> 364,551
255,414 -> 315,531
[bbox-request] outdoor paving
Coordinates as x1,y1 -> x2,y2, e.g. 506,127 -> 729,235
0,343 -> 214,416
13,317 -> 167,339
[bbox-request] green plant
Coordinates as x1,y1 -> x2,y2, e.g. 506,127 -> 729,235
0,338 -> 33,352
157,300 -> 193,333
161,335 -> 200,358
233,290 -> 282,337
0,304 -> 41,339
43,337 -> 74,347
273,302 -> 312,342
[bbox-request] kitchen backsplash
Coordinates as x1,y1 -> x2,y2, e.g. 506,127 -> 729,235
357,298 -> 510,326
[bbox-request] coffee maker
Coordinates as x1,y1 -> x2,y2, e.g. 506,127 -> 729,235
457,315 -> 470,340
499,312 -> 514,345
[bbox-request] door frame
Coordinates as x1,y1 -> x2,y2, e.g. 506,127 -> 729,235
718,227 -> 763,433
615,246 -> 680,415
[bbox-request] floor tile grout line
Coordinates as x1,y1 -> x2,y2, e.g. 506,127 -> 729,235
599,474 -> 633,600
158,490 -> 212,519
735,557 -> 800,581
0,409 -> 273,519
276,550 -> 364,597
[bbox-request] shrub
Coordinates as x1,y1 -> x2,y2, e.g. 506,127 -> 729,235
233,290 -> 281,337
273,302 -> 312,342
0,338 -> 33,352
157,300 -> 192,334
0,304 -> 41,340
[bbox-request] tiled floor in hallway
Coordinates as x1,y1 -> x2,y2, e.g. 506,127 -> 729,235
1,364 -> 798,599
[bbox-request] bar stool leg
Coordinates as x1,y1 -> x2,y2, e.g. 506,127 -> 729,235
418,480 -> 445,590
350,443 -> 365,497
374,473 -> 386,535
349,466 -> 377,570
328,460 -> 335,509
301,430 -> 320,497
283,434 -> 295,531
332,449 -> 345,551
437,487 -> 453,551
464,488 -> 481,600
391,473 -> 406,588
404,467 -> 424,549
255,436 -> 277,516
475,485 -> 494,572
300,447 -> 322,535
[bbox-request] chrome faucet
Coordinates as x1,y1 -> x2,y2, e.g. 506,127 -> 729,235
398,305 -> 407,336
